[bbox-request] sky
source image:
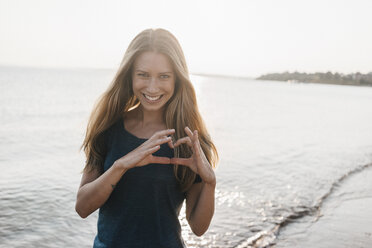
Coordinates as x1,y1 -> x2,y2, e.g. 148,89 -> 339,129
0,0 -> 371,77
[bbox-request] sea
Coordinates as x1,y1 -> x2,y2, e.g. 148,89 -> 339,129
1,66 -> 372,248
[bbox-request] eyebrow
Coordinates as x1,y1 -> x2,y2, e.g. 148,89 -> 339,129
135,69 -> 173,74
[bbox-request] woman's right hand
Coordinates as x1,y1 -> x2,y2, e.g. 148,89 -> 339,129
114,129 -> 176,170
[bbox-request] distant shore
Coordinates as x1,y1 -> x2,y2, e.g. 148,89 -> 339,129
257,71 -> 372,87
191,72 -> 254,80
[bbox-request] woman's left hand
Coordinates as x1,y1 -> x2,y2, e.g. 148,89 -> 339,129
170,127 -> 216,186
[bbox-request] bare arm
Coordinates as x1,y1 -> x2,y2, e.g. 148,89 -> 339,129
75,162 -> 127,218
75,128 -> 176,219
185,180 -> 216,236
170,127 -> 217,236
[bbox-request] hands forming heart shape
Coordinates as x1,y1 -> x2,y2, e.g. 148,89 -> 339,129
114,126 -> 216,185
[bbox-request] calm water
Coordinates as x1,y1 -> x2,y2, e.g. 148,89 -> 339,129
1,66 -> 372,247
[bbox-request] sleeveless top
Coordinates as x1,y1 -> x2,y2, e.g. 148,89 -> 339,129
93,117 -> 202,248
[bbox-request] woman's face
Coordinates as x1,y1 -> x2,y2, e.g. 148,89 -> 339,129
132,51 -> 175,113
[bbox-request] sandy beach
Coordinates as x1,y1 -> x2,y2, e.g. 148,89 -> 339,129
275,164 -> 372,247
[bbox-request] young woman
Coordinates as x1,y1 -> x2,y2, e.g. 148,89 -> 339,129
76,28 -> 219,248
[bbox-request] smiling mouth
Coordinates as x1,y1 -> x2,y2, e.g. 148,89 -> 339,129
143,94 -> 163,101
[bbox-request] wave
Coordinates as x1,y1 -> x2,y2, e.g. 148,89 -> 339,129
234,162 -> 372,248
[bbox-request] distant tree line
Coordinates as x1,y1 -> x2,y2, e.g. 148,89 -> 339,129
257,71 -> 372,86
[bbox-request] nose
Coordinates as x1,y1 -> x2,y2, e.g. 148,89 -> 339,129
147,77 -> 159,93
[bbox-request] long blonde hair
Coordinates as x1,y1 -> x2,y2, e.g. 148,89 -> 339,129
80,28 -> 218,192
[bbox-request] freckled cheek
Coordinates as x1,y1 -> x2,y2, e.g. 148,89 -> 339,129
132,80 -> 147,92
166,81 -> 176,95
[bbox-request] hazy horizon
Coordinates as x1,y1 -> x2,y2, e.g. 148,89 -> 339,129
1,0 -> 371,78
1,63 -> 370,80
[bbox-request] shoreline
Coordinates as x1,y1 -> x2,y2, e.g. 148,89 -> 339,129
257,71 -> 372,87
274,163 -> 372,247
234,163 -> 372,248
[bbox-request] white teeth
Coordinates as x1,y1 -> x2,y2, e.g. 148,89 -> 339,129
144,94 -> 162,101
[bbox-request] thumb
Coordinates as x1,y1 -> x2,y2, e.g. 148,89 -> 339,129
150,155 -> 171,164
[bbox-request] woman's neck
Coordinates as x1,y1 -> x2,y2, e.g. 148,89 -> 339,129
134,106 -> 165,128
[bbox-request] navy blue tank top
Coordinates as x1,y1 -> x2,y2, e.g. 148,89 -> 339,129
93,117 -> 201,248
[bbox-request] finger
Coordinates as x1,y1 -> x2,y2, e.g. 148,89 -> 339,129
150,155 -> 171,164
153,129 -> 175,138
153,136 -> 173,147
184,126 -> 194,138
196,132 -> 204,154
185,126 -> 197,142
173,136 -> 192,147
145,145 -> 161,156
167,139 -> 174,149
170,157 -> 192,166
193,130 -> 201,153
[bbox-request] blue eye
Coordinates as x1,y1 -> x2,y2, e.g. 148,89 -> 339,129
160,75 -> 170,79
138,73 -> 148,77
